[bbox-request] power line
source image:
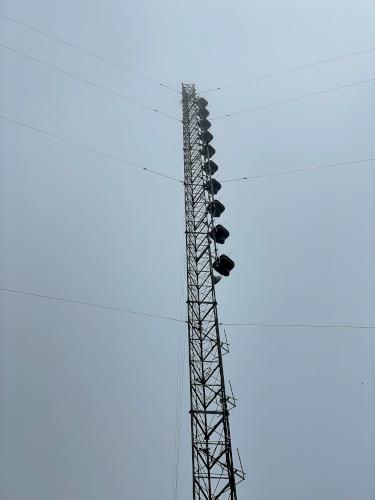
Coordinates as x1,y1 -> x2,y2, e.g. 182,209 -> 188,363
221,158 -> 375,183
219,321 -> 375,329
0,287 -> 184,323
201,47 -> 375,93
212,77 -> 375,120
4,111 -> 372,185
0,113 -> 183,183
0,42 -> 180,122
0,12 -> 180,94
1,286 -> 373,329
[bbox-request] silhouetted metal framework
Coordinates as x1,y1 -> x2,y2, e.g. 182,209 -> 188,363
182,83 -> 244,500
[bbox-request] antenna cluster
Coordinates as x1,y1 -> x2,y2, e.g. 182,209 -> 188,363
197,96 -> 235,283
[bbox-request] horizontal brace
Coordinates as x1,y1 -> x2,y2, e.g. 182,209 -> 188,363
187,300 -> 217,305
185,230 -> 208,235
190,410 -> 228,415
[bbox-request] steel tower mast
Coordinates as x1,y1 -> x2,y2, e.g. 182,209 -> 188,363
182,83 -> 244,500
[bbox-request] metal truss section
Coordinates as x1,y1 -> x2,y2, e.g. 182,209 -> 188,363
182,83 -> 244,500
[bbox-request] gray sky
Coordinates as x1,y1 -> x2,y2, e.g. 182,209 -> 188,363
0,1 -> 375,499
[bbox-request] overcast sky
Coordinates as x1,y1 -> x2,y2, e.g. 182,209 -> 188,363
1,1 -> 375,499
